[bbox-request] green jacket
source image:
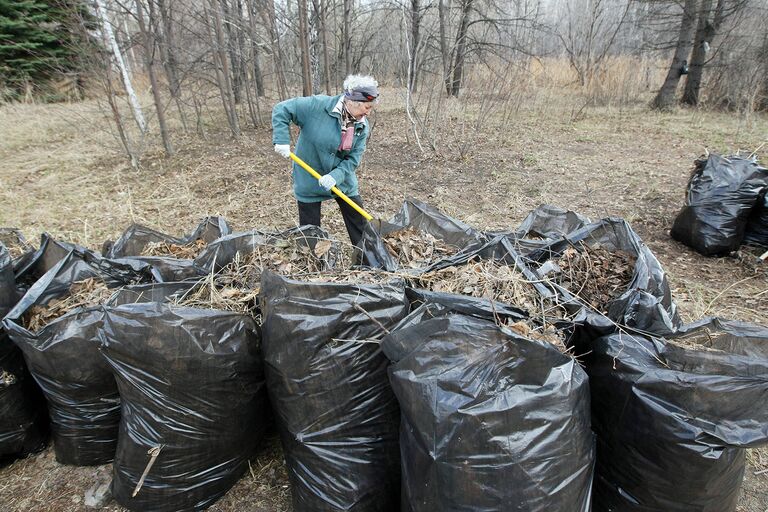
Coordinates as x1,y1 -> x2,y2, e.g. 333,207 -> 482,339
272,94 -> 369,203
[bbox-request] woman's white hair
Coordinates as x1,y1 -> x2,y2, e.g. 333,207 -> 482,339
343,74 -> 378,93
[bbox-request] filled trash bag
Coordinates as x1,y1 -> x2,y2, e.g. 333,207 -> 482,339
2,249 -> 151,465
671,154 -> 768,255
0,243 -> 47,459
0,333 -> 48,459
528,217 -> 681,335
100,302 -> 268,512
382,309 -> 594,512
102,216 -> 231,258
194,225 -> 341,274
743,192 -> 768,248
585,317 -> 768,512
260,271 -> 404,512
358,198 -> 486,271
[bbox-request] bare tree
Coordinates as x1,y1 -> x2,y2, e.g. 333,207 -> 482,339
206,0 -> 241,136
557,0 -> 632,88
449,0 -> 473,96
681,0 -> 728,105
652,0 -> 698,109
135,0 -> 174,155
298,0 -> 313,95
95,0 -> 147,134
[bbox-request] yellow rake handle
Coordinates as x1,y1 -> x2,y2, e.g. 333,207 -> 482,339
289,152 -> 373,221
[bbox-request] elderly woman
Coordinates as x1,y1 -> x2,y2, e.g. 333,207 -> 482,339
272,74 -> 378,245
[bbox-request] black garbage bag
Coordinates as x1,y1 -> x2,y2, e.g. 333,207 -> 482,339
100,302 -> 268,512
194,225 -> 341,274
0,227 -> 36,272
358,198 -> 487,271
115,255 -> 206,282
13,233 -> 87,293
671,154 -> 768,255
382,309 -> 594,512
2,249 -> 152,465
743,191 -> 768,248
515,204 -> 592,239
260,271 -> 404,512
528,217 -> 681,335
102,216 -> 231,258
500,204 -> 593,256
0,243 -> 47,459
586,317 -> 768,512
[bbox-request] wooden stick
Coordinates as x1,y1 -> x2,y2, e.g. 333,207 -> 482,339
132,445 -> 163,497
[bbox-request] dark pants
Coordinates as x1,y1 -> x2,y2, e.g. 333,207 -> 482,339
298,196 -> 367,246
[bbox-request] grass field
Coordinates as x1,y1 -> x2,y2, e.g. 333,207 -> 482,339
0,88 -> 766,510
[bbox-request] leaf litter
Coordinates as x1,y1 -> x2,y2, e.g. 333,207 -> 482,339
140,238 -> 207,259
549,244 -> 636,313
383,226 -> 461,268
23,278 -> 114,332
415,257 -> 569,352
173,237 -> 342,316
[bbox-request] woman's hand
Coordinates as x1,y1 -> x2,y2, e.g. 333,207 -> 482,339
274,144 -> 291,158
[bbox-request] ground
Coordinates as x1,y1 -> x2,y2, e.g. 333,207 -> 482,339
0,90 -> 766,510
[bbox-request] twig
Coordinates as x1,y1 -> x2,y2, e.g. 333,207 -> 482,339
132,445 -> 164,497
351,302 -> 390,335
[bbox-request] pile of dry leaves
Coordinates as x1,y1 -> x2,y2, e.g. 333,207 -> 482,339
140,238 -> 207,259
552,244 -> 636,313
383,227 -> 460,268
24,278 -> 113,332
415,258 -> 566,319
174,238 -> 336,315
505,320 -> 568,352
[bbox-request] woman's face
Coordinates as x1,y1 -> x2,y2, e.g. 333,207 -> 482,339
345,100 -> 374,120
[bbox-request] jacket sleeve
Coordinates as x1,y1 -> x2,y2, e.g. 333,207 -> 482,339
271,97 -> 315,145
329,124 -> 368,185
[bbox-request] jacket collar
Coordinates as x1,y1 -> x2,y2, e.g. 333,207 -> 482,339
326,94 -> 368,128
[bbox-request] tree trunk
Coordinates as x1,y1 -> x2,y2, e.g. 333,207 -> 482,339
438,0 -> 451,95
313,0 -> 332,94
207,0 -> 241,136
94,0 -> 147,134
450,0 -> 473,97
154,0 -> 188,129
682,0 -> 724,106
297,0 -> 312,95
135,0 -> 174,156
103,55 -> 139,168
258,0 -> 287,100
652,0 -> 698,110
220,0 -> 243,104
760,36 -> 768,111
343,0 -> 351,77
245,0 -> 265,96
408,0 -> 420,92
